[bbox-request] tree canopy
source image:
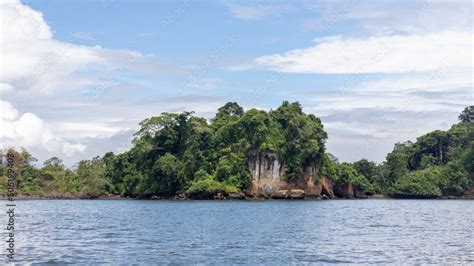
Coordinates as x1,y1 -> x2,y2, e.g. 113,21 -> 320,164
1,104 -> 472,199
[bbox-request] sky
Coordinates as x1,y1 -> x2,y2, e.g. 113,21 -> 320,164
0,0 -> 472,166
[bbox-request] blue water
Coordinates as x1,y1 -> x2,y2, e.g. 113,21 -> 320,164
1,199 -> 473,264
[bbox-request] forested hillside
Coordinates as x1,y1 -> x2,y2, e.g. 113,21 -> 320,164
1,103 -> 472,199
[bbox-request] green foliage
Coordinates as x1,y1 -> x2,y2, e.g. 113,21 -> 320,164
462,141 -> 474,173
211,102 -> 244,129
353,159 -> 377,182
1,105 -> 472,200
458,105 -> 473,124
412,130 -> 449,167
214,152 -> 251,189
103,152 -> 141,196
147,153 -> 183,194
386,144 -> 410,183
333,163 -> 374,195
390,168 -> 443,198
439,161 -> 471,194
186,178 -> 237,199
86,100 -> 326,198
270,101 -> 327,181
384,110 -> 474,197
352,159 -> 383,193
419,155 -> 437,169
320,153 -> 338,179
75,157 -> 110,198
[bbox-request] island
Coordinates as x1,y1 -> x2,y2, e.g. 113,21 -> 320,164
1,103 -> 473,200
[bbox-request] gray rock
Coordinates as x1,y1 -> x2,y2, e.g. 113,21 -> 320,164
229,192 -> 245,200
271,189 -> 288,199
289,189 -> 305,199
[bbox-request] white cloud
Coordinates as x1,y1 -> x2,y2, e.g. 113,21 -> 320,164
246,1 -> 473,162
0,100 -> 86,156
354,70 -> 472,93
303,0 -> 472,35
50,122 -> 129,139
301,70 -> 472,162
0,0 -> 98,93
0,0 -> 183,163
0,0 -> 179,95
0,83 -> 13,93
254,31 -> 472,74
310,73 -> 472,113
347,1 -> 473,34
227,2 -> 294,21
319,107 -> 462,163
184,77 -> 222,90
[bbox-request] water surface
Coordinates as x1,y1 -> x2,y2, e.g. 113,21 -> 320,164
2,199 -> 473,264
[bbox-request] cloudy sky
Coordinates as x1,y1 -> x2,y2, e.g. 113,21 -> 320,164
0,0 -> 472,166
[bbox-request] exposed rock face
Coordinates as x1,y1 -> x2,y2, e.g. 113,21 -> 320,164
248,152 -> 287,196
334,183 -> 354,198
271,190 -> 288,199
248,152 -> 283,180
228,192 -> 246,200
297,165 -> 334,198
270,189 -> 305,199
289,189 -> 305,199
247,152 -> 335,198
334,183 -> 367,198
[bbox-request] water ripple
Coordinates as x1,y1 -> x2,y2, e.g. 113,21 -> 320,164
1,199 -> 473,264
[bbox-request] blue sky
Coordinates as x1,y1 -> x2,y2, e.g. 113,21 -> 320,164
1,0 -> 472,166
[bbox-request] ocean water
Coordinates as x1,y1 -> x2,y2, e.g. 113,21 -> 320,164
2,199 -> 473,264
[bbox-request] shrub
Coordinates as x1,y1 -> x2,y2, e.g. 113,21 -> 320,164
186,178 -> 237,199
390,168 -> 443,198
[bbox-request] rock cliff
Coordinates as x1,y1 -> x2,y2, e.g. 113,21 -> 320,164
247,152 -> 287,195
247,152 -> 338,198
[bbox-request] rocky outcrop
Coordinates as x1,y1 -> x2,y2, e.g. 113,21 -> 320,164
248,152 -> 287,196
296,164 -> 335,198
271,190 -> 288,199
334,183 -> 354,198
228,192 -> 246,200
270,189 -> 305,199
247,152 -> 336,199
334,183 -> 367,198
247,152 -> 368,199
248,152 -> 283,180
251,179 -> 288,196
289,189 -> 305,199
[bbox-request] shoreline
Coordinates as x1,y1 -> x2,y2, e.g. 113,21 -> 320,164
1,194 -> 473,201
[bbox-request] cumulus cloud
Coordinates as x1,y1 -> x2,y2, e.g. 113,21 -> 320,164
301,70 -> 472,162
1,0 -> 97,94
0,100 -> 86,156
254,31 -> 472,74
318,106 -> 462,163
0,0 -> 183,163
0,0 -> 179,95
241,0 -> 473,163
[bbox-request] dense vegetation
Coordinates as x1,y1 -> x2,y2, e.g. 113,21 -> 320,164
1,103 -> 472,199
384,107 -> 474,197
350,106 -> 474,198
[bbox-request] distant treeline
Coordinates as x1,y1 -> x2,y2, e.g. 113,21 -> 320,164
1,103 -> 473,199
